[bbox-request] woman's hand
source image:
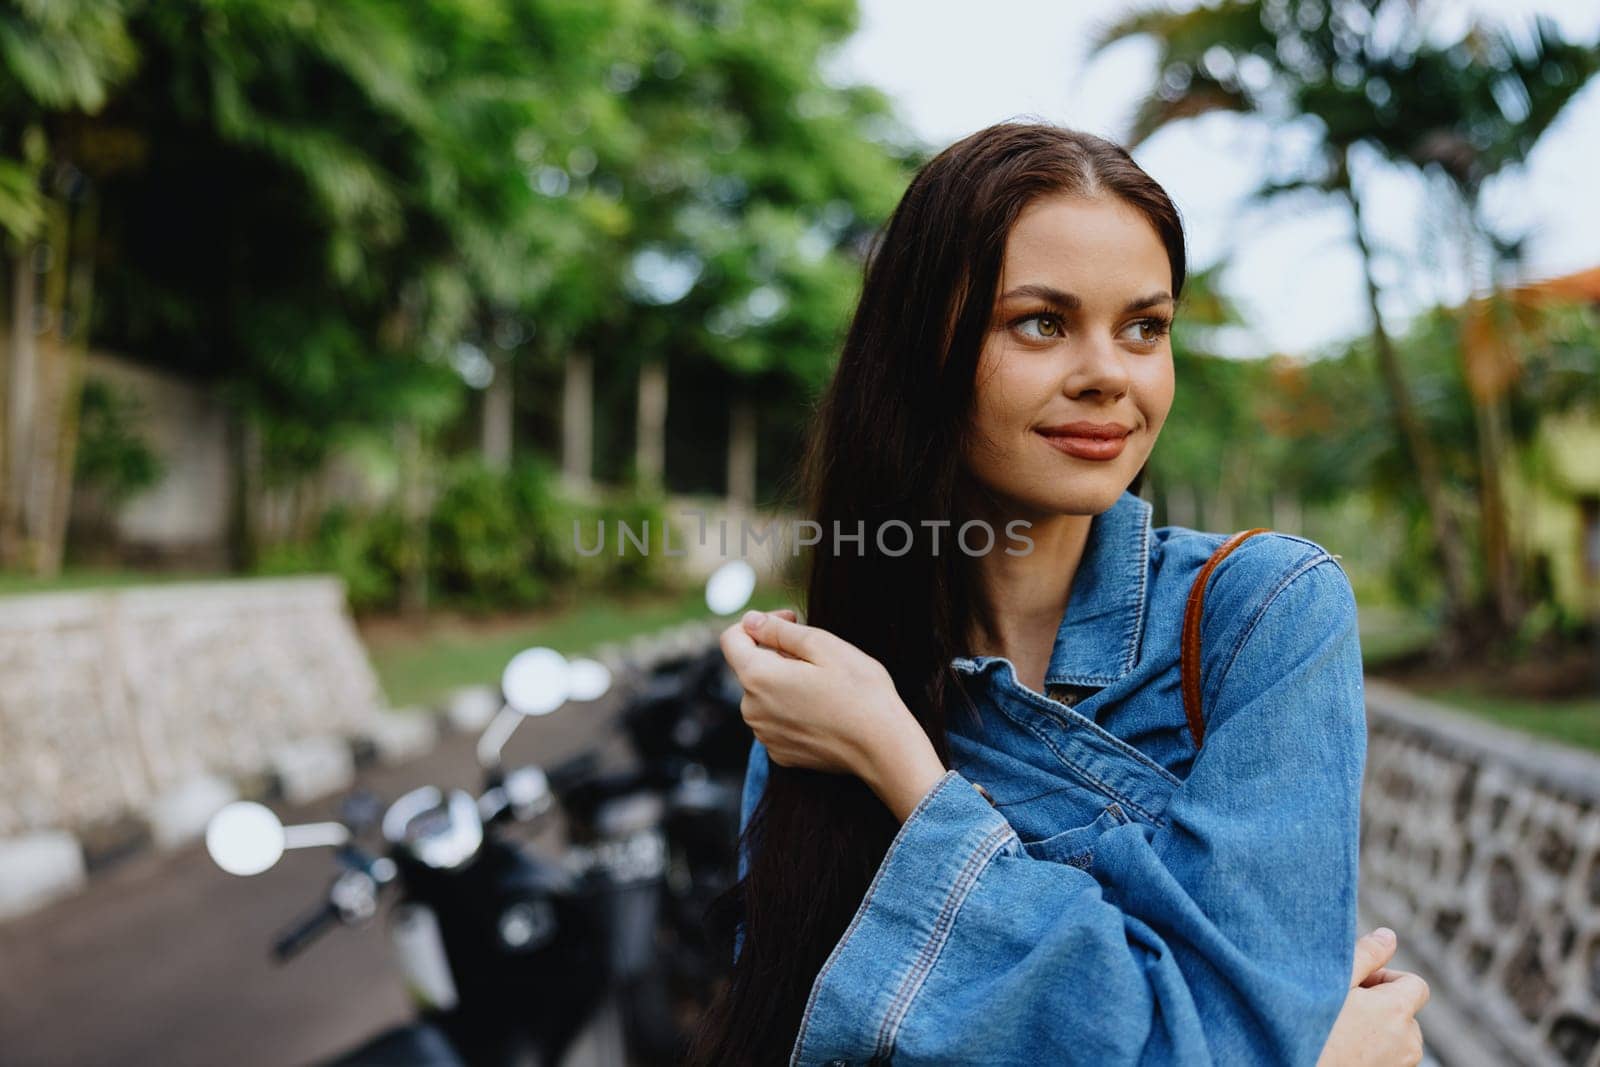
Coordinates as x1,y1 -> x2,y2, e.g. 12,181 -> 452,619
719,609 -> 946,821
1317,927 -> 1431,1067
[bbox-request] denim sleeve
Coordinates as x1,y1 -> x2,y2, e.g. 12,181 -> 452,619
789,555 -> 1365,1067
737,736 -> 768,883
732,736 -> 769,963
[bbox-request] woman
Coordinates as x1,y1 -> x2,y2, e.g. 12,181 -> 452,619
689,122 -> 1429,1066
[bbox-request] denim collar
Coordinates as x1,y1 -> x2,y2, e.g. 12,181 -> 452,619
952,489 -> 1152,688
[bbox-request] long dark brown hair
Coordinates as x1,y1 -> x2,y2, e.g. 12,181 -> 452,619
687,122 -> 1187,1065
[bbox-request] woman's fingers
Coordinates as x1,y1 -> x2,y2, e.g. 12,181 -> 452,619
1373,971 -> 1432,1014
742,610 -> 826,662
719,619 -> 766,676
764,609 -> 802,657
1349,927 -> 1397,986
1359,966 -> 1406,988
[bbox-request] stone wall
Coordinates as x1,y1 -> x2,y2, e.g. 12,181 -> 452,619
1361,679 -> 1600,1067
0,576 -> 386,837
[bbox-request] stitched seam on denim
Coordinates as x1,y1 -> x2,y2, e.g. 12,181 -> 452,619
1043,495 -> 1152,688
995,668 -> 1182,807
876,825 -> 1011,1055
1006,705 -> 1170,827
1120,495 -> 1152,677
1207,552 -> 1337,713
995,779 -> 1109,810
1001,659 -> 1182,788
1025,800 -> 1131,860
989,697 -> 1172,827
871,820 -> 1018,1061
788,769 -> 963,1067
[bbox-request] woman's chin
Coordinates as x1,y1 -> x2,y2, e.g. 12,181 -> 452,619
1007,482 -> 1127,521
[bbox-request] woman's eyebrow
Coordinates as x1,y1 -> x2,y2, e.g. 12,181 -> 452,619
1124,291 -> 1175,313
999,284 -> 1174,314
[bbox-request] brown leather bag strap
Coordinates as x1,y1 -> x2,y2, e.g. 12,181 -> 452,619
1181,527 -> 1272,751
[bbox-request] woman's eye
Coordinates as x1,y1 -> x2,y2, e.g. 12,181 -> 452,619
1121,318 -> 1170,345
1016,314 -> 1063,340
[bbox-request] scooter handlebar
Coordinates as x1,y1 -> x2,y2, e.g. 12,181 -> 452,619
270,900 -> 340,962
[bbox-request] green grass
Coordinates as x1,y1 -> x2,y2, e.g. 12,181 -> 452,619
364,583 -> 794,709
0,569 -> 228,597
1411,686 -> 1600,754
1353,599 -> 1600,753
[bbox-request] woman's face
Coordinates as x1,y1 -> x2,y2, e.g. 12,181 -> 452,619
964,192 -> 1176,521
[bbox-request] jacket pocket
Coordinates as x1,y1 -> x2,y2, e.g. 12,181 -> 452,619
1018,800 -> 1132,869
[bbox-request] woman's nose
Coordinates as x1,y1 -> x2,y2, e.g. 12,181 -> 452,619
1060,333 -> 1130,400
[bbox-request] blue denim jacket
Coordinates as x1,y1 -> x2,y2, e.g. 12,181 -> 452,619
736,489 -> 1366,1066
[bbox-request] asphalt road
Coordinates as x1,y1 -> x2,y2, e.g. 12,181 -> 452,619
0,695 -> 636,1067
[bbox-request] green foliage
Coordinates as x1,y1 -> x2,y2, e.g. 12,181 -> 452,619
256,502 -> 413,613
0,0 -> 138,239
560,489 -> 669,593
428,459 -> 552,610
1511,302 -> 1600,417
0,1 -> 137,114
73,377 -> 161,502
257,457 -> 670,613
10,0 -> 913,541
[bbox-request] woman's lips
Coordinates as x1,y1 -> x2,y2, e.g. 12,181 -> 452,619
1036,429 -> 1129,461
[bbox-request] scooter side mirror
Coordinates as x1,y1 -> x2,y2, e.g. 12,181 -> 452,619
206,801 -> 286,876
205,801 -> 353,875
501,647 -> 571,717
566,657 -> 612,702
481,645 -> 578,768
705,559 -> 757,616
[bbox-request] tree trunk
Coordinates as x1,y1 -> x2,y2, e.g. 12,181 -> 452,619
1167,482 -> 1198,529
562,350 -> 593,494
1473,387 -> 1519,635
635,358 -> 667,492
21,204 -> 70,574
1472,204 -> 1523,643
397,419 -> 430,619
727,395 -> 757,512
481,344 -> 513,472
1,239 -> 38,568
39,193 -> 98,575
1342,179 -> 1474,652
1458,192 -> 1521,646
1211,461 -> 1235,534
1270,492 -> 1302,535
225,407 -> 260,571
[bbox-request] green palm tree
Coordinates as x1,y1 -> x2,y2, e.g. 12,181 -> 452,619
1095,0 -> 1599,655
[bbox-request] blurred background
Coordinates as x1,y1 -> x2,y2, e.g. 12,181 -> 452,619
1,1 -> 1597,1065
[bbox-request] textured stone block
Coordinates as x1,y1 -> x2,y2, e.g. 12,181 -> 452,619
446,686 -> 501,733
270,737 -> 355,806
145,774 -> 239,851
362,710 -> 439,765
1361,679 -> 1600,1066
0,576 -> 386,836
0,832 -> 87,920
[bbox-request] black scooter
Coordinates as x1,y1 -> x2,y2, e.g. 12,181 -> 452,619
203,561 -> 762,1067
549,632 -> 756,1061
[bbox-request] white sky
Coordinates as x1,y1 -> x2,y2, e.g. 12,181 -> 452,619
824,0 -> 1600,357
